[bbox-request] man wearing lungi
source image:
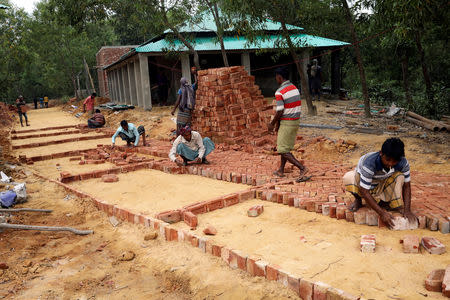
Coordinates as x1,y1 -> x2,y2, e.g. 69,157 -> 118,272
169,125 -> 215,166
111,120 -> 147,148
343,138 -> 417,228
269,67 -> 309,182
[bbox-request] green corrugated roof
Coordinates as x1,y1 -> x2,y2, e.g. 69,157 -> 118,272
0,4 -> 10,9
136,34 -> 349,53
164,11 -> 303,34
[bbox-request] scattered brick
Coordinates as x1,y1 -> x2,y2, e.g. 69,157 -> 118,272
425,269 -> 445,292
247,205 -> 264,217
401,235 -> 420,253
203,225 -> 217,236
101,174 -> 119,183
361,234 -> 376,253
157,210 -> 181,224
421,237 -> 446,255
443,265 -> 450,297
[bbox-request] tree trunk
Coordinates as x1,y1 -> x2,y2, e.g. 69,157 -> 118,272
280,22 -> 316,116
414,30 -> 435,117
211,2 -> 229,67
401,55 -> 412,105
341,0 -> 370,117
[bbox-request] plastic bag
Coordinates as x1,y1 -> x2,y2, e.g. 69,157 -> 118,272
13,183 -> 27,201
0,190 -> 17,207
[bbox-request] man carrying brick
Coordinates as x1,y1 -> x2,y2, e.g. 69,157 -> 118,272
343,138 -> 417,228
169,125 -> 215,166
269,67 -> 309,182
111,120 -> 147,148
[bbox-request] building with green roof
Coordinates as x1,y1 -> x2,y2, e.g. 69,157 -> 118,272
97,13 -> 349,110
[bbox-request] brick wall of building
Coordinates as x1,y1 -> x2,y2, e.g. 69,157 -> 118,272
96,46 -> 136,98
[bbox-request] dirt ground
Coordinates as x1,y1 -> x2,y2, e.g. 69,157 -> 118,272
0,176 -> 298,300
70,169 -> 247,216
2,100 -> 449,299
173,199 -> 450,300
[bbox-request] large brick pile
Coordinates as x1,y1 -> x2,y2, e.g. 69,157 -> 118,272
192,66 -> 272,144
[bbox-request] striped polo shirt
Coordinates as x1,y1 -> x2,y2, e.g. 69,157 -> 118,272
356,152 -> 411,190
275,80 -> 301,120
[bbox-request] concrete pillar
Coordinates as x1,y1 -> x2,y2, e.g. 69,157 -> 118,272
181,54 -> 191,84
138,53 -> 152,110
241,52 -> 251,74
113,70 -> 120,102
123,66 -> 131,105
128,62 -> 137,106
107,72 -> 113,99
119,67 -> 126,103
331,49 -> 341,95
111,71 -> 117,101
134,59 -> 143,108
121,67 -> 128,104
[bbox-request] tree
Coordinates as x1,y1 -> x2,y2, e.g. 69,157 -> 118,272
203,0 -> 229,66
340,0 -> 370,117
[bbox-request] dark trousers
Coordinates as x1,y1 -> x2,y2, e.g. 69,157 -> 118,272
118,126 -> 145,143
87,119 -> 104,128
18,112 -> 28,125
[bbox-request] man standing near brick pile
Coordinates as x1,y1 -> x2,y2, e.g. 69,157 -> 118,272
343,138 -> 417,229
111,120 -> 147,148
169,125 -> 215,166
269,67 -> 309,182
171,68 -> 198,135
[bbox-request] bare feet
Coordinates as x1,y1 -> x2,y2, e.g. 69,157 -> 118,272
273,170 -> 285,177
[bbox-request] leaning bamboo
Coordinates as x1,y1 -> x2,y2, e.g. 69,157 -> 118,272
0,208 -> 52,213
405,116 -> 439,131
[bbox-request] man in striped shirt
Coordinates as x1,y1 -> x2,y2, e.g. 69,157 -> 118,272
269,67 -> 309,182
343,138 -> 416,228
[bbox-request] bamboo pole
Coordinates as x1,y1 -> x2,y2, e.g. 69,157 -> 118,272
0,223 -> 93,235
405,116 -> 439,131
0,208 -> 52,213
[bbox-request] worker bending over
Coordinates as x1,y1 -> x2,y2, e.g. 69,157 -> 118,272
87,109 -> 105,128
112,120 -> 147,148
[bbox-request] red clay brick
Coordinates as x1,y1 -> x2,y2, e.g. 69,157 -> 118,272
345,210 -> 354,222
336,204 -> 346,219
443,265 -> 450,297
248,205 -> 264,217
203,225 -> 217,235
191,236 -> 199,247
238,190 -> 254,202
206,198 -> 224,212
313,281 -> 330,300
221,247 -> 231,264
277,269 -> 289,287
288,274 -> 301,295
421,237 -> 446,254
366,209 -> 378,226
299,278 -> 314,300
246,256 -> 259,276
183,211 -> 198,228
425,269 -> 444,292
101,174 -> 119,183
156,210 -> 181,224
361,234 -> 376,253
212,244 -> 222,257
402,235 -> 420,253
223,194 -> 239,207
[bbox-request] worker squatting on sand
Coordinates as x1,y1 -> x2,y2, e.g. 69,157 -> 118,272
111,120 -> 147,148
343,138 -> 418,229
268,67 -> 310,183
87,109 -> 105,128
169,125 -> 215,166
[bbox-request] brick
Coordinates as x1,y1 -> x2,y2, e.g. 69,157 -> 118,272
326,287 -> 359,300
101,174 -> 119,183
183,211 -> 198,228
329,203 -> 337,218
361,234 -> 376,253
246,256 -> 259,276
248,205 -> 264,217
238,190 -> 254,202
203,225 -> 217,235
345,210 -> 354,222
299,278 -> 314,300
366,209 -> 378,226
206,198 -> 224,212
60,171 -> 71,179
157,210 -> 181,224
322,204 -> 330,216
336,205 -> 346,220
191,236 -> 199,247
353,209 -> 366,225
288,274 -> 301,295
277,269 -> 289,287
401,235 -> 420,253
443,265 -> 450,297
186,203 -> 207,215
439,218 -> 450,234
255,260 -> 268,277
313,281 -> 330,300
426,214 -> 439,231
221,247 -> 231,264
417,214 -> 427,229
223,194 -> 239,207
164,227 -> 178,241
421,237 -> 446,254
198,237 -> 207,252
212,244 -> 222,257
266,264 -> 280,281
424,269 -> 444,292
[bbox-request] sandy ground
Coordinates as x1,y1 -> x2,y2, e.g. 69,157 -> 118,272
173,199 -> 450,300
11,132 -> 106,146
14,107 -> 82,130
13,138 -> 112,157
0,176 -> 297,300
70,169 -> 248,216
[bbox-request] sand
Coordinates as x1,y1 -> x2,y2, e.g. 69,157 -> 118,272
173,199 -> 450,300
69,169 -> 248,216
11,132 -> 106,146
14,107 -> 82,131
13,137 -> 112,157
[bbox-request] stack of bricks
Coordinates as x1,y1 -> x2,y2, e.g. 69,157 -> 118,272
192,66 -> 271,144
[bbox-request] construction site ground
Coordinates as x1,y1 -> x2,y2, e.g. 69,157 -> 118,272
1,100 -> 449,300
